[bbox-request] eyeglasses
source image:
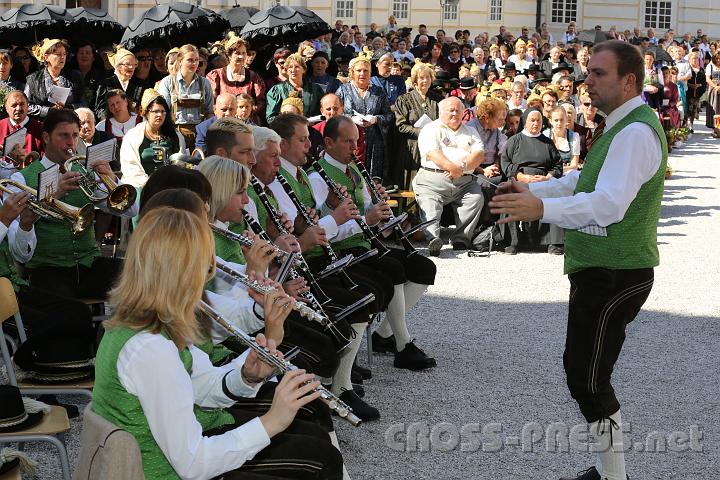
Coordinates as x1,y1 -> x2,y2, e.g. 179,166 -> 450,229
118,63 -> 137,69
148,109 -> 167,115
582,102 -> 591,107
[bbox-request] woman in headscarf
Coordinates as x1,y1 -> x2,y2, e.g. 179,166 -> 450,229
205,33 -> 267,125
265,53 -> 323,124
95,47 -> 145,120
498,108 -> 564,255
24,39 -> 85,118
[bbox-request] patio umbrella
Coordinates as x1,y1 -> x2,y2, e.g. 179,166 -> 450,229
240,5 -> 331,47
0,4 -> 74,47
576,30 -> 611,46
220,6 -> 260,34
67,8 -> 124,45
120,2 -> 230,51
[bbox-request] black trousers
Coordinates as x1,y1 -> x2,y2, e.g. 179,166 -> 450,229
13,284 -> 93,337
27,257 -> 123,300
206,404 -> 343,480
564,267 -> 654,423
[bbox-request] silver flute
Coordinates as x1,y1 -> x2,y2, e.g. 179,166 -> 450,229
210,223 -> 305,270
197,300 -> 362,427
214,258 -> 330,327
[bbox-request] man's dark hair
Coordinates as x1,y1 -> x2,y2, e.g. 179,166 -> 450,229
591,40 -> 644,94
323,115 -> 354,141
43,108 -> 80,134
270,113 -> 309,141
139,166 -> 212,212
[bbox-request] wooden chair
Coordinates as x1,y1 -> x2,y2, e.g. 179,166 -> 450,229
0,278 -> 94,399
0,406 -> 71,480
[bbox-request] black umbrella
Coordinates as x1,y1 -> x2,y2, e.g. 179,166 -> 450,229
121,2 -> 230,51
0,4 -> 74,47
645,46 -> 673,65
67,8 -> 124,45
576,30 -> 611,46
221,6 -> 260,34
240,6 -> 331,46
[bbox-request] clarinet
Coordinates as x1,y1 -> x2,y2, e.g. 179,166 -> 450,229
352,156 -> 418,256
209,223 -> 305,270
275,174 -> 358,289
311,159 -> 390,257
249,177 -> 332,305
197,300 -> 361,427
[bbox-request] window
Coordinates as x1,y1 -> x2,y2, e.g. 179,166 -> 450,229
551,0 -> 577,24
392,0 -> 409,20
490,0 -> 502,22
443,2 -> 459,22
336,0 -> 354,18
644,1 -> 672,30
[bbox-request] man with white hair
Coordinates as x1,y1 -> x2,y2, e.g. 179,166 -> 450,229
75,107 -> 117,168
413,96 -> 486,255
410,35 -> 429,59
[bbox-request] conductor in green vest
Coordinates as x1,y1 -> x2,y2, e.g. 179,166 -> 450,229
489,41 -> 667,480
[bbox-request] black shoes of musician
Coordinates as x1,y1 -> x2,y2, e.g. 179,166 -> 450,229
504,246 -> 518,255
351,368 -> 363,385
339,389 -> 380,421
353,383 -> 365,398
371,332 -> 398,354
559,466 -> 628,480
394,340 -> 437,371
428,237 -> 443,256
352,362 -> 372,380
548,244 -> 564,255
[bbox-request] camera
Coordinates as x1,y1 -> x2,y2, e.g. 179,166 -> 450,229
152,146 -> 169,164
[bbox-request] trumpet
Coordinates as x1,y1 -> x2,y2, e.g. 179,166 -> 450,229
197,300 -> 362,427
64,149 -> 136,213
0,179 -> 95,235
209,223 -> 305,270
164,153 -> 201,169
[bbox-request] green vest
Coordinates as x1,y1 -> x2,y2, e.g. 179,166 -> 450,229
278,167 -> 324,258
310,159 -> 370,251
564,105 -> 667,275
214,231 -> 246,265
0,238 -> 27,291
20,162 -> 99,269
93,327 -> 234,479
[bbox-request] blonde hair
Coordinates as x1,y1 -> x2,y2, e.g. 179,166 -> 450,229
175,44 -> 199,69
285,53 -> 307,72
106,207 -> 214,348
197,155 -> 250,221
410,62 -> 436,85
281,91 -> 304,113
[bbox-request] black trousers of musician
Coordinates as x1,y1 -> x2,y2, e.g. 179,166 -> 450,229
564,267 -> 654,423
27,257 -> 123,300
205,404 -> 343,480
277,316 -> 340,379
11,285 -> 93,338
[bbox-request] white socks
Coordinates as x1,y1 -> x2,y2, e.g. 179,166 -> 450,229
328,431 -> 351,480
589,410 -> 626,480
385,284 -> 412,350
331,323 -> 365,395
374,282 -> 428,342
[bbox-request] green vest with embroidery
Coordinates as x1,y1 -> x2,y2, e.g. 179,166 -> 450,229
311,159 -> 370,251
564,105 -> 667,275
0,238 -> 27,291
278,167 -> 324,258
20,162 -> 99,269
247,182 -> 280,236
93,327 -> 235,479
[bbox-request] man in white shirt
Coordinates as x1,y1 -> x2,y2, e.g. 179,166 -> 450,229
413,96 -> 486,255
490,41 -> 665,480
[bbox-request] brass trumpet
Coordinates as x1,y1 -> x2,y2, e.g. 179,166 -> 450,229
65,149 -> 136,213
0,179 -> 95,235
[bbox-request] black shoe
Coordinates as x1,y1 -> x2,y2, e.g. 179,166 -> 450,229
352,362 -> 372,380
428,237 -> 443,256
452,241 -> 469,251
559,467 -> 601,480
353,383 -> 365,398
371,332 -> 398,354
505,245 -> 518,255
394,340 -> 437,371
338,390 -> 380,421
548,244 -> 564,255
350,368 -> 364,385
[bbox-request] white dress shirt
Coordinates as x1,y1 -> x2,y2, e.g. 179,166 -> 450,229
268,158 -> 339,241
529,96 -> 662,229
307,153 -> 374,243
117,332 -> 269,480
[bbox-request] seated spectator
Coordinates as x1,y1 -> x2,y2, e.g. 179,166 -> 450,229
0,91 -> 43,178
331,32 -> 355,61
506,81 -> 527,111
194,93 -> 237,156
120,89 -> 186,188
498,108 -> 564,255
413,96 -> 486,255
392,40 -> 415,62
544,106 -> 580,172
266,54 -> 323,124
75,107 -> 116,171
67,41 -> 106,111
95,89 -> 142,147
503,108 -> 522,138
313,93 -> 365,163
95,47 -> 144,120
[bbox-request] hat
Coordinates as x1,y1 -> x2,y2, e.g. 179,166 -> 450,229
32,38 -> 66,62
107,47 -> 135,69
435,70 -> 451,81
531,71 -> 550,85
527,63 -> 541,73
0,386 -> 47,433
459,77 -> 476,90
552,62 -> 573,74
141,88 -> 163,115
486,66 -> 498,76
503,61 -> 517,71
13,324 -> 95,383
223,31 -> 245,51
311,51 -> 330,63
0,448 -> 36,476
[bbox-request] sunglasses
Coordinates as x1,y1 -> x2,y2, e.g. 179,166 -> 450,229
582,102 -> 592,107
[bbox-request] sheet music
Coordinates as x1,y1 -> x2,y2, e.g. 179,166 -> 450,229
86,138 -> 116,168
2,127 -> 26,161
48,85 -> 71,105
38,163 -> 60,201
413,114 -> 433,129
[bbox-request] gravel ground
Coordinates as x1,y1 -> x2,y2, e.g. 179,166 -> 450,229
12,122 -> 719,480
